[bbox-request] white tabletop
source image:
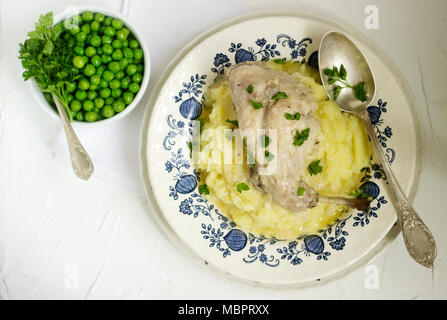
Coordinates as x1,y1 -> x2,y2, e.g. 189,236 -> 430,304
0,0 -> 446,299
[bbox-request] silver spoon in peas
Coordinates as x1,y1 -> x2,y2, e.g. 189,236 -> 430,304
318,31 -> 436,268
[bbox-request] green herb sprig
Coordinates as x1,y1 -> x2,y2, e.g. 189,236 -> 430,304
308,160 -> 323,176
323,64 -> 367,102
235,182 -> 250,193
18,12 -> 79,120
293,128 -> 310,146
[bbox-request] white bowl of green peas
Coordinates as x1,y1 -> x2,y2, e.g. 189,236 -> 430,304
28,7 -> 150,126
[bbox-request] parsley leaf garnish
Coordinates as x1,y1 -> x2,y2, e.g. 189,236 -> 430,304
235,182 -> 250,193
198,184 -> 210,195
249,100 -> 263,110
226,119 -> 239,127
271,92 -> 288,100
308,160 -> 323,176
273,58 -> 286,64
293,128 -> 310,146
297,187 -> 306,196
284,112 -> 300,120
323,64 -> 367,102
247,84 -> 254,94
264,151 -> 274,162
261,134 -> 271,147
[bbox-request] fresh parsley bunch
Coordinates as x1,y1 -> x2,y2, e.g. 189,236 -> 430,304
18,12 -> 79,119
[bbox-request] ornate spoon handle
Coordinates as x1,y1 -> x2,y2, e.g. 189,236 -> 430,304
359,110 -> 436,267
53,94 -> 94,180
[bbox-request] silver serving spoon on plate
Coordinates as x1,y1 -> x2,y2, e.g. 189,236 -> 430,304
53,94 -> 94,180
318,31 -> 436,267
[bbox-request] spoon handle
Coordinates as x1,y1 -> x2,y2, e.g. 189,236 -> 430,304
53,94 -> 94,180
359,110 -> 436,267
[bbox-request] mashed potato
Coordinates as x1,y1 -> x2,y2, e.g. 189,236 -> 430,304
196,61 -> 372,240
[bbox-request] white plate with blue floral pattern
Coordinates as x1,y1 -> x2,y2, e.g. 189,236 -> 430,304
140,12 -> 422,286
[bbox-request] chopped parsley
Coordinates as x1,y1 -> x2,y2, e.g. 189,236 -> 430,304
284,112 -> 300,120
349,189 -> 371,199
226,119 -> 239,127
264,151 -> 274,162
293,128 -> 310,146
247,84 -> 254,94
323,64 -> 367,102
273,58 -> 286,64
297,187 -> 306,196
308,160 -> 323,176
235,182 -> 250,193
249,100 -> 263,110
271,92 -> 288,100
260,134 -> 271,147
198,184 -> 210,195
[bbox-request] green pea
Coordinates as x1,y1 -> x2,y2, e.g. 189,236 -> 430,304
71,100 -> 82,112
97,47 -> 103,55
112,19 -> 124,30
101,35 -> 112,45
76,31 -> 87,43
63,32 -> 72,41
115,70 -> 125,80
104,26 -> 116,37
69,26 -> 81,35
67,82 -> 77,93
91,55 -> 102,67
104,17 -> 113,26
112,49 -> 123,61
133,49 -> 143,61
89,84 -> 98,91
123,48 -> 133,59
105,97 -> 115,105
94,98 -> 105,109
96,66 -> 105,77
67,37 -> 76,48
113,99 -> 125,112
78,78 -> 90,91
85,46 -> 96,57
103,70 -> 115,82
82,56 -> 89,65
91,21 -> 100,32
81,24 -> 91,34
67,94 -> 74,104
82,11 -> 94,22
90,35 -> 101,47
120,77 -> 130,89
126,64 -> 137,76
74,46 -> 84,56
99,79 -> 109,88
116,28 -> 130,41
123,91 -> 134,105
85,111 -> 98,122
137,64 -> 144,73
109,79 -> 121,90
73,56 -> 85,69
101,54 -> 112,64
119,57 -> 129,70
129,39 -> 139,49
102,105 -> 115,118
75,112 -> 84,121
87,90 -> 97,100
112,39 -> 122,49
83,64 -> 96,77
107,62 -> 120,73
129,82 -> 140,94
112,88 -> 122,98
83,100 -> 94,111
92,107 -> 100,113
90,75 -> 101,86
132,73 -> 143,83
121,39 -> 129,48
75,90 -> 87,101
94,13 -> 105,23
102,44 -> 113,55
100,88 -> 111,98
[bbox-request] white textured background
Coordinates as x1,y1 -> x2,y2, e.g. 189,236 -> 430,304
0,0 -> 446,299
